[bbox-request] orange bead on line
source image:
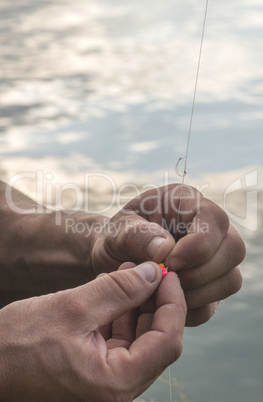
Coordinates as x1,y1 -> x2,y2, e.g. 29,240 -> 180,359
159,263 -> 168,278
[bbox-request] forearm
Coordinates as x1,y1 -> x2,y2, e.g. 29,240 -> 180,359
0,181 -> 108,307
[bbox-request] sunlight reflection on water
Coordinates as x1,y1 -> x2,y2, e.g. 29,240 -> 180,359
0,0 -> 263,184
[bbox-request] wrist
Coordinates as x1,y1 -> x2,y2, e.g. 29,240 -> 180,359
0,181 -> 110,305
2,211 -> 108,301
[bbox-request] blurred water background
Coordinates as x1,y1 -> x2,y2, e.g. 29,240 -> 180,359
0,1 -> 262,401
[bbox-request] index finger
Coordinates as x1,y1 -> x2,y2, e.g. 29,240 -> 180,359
164,193 -> 230,271
107,272 -> 186,386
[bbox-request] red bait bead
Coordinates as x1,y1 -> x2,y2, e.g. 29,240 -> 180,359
159,263 -> 168,278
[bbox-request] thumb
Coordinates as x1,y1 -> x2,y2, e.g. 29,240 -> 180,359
67,262 -> 163,331
93,215 -> 175,273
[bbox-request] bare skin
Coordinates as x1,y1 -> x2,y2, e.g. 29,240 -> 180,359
0,262 -> 186,401
0,182 -> 245,320
92,184 -> 245,326
0,181 -> 246,400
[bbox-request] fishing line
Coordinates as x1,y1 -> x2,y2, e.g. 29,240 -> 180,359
176,0 -> 210,220
169,1 -> 210,401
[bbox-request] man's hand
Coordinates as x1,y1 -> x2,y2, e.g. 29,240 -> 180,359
0,180 -> 246,327
0,262 -> 186,402
0,181 -> 105,306
92,184 -> 246,326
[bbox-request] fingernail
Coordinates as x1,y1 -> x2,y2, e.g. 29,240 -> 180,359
147,236 -> 166,258
135,262 -> 157,283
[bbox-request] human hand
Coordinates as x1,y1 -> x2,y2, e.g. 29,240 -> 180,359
0,180 -> 108,306
0,262 -> 186,402
92,184 -> 246,326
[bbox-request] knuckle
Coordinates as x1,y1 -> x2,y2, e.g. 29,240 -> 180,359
107,270 -> 140,303
224,267 -> 243,297
122,221 -> 145,253
180,296 -> 188,317
231,266 -> 243,293
124,221 -> 141,244
171,334 -> 184,361
185,303 -> 218,327
195,235 -> 214,262
215,205 -> 230,235
227,226 -> 247,266
184,289 -> 196,310
174,298 -> 188,320
204,200 -> 230,235
179,267 -> 206,290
